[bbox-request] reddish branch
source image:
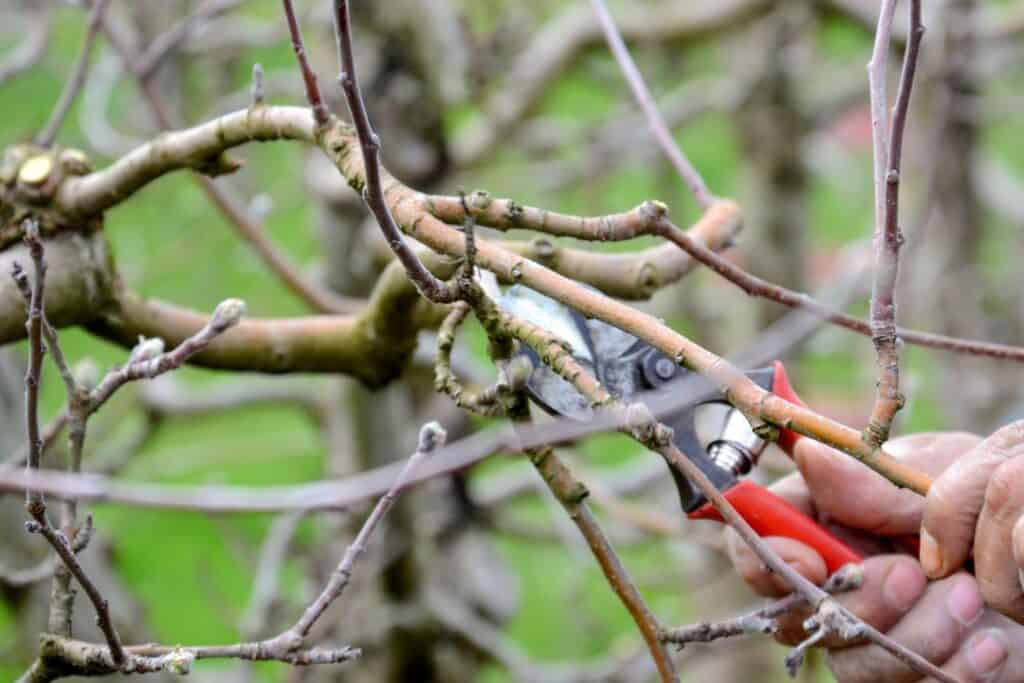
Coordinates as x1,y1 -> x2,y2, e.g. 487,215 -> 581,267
281,0 -> 329,127
648,219 -> 1024,361
330,0 -> 459,303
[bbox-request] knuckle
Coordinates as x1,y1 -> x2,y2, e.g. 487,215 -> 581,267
986,420 -> 1024,457
985,461 -> 1024,520
925,480 -> 962,530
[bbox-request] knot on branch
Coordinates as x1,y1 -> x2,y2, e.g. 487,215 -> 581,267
192,151 -> 243,178
1,145 -> 104,252
638,199 -> 669,225
162,649 -> 195,675
625,402 -> 673,448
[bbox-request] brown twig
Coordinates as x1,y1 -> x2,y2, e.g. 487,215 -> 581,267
588,0 -> 713,208
330,0 -> 459,303
15,220 -> 46,516
36,0 -> 111,147
647,218 -> 1024,362
12,220 -> 127,666
660,565 -> 865,648
290,421 -> 446,637
281,0 -> 329,127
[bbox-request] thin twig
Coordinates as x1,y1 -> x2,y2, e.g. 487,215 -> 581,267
26,517 -> 127,665
588,0 -> 713,208
330,0 -> 460,303
15,220 -> 45,516
89,299 -> 246,410
660,565 -> 865,648
648,218 -> 1024,362
290,421 -> 446,637
281,0 -> 329,126
36,0 -> 112,147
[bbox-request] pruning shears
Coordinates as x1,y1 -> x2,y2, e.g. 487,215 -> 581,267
497,284 -> 862,574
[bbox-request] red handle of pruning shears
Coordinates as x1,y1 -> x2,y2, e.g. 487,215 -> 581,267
689,362 -> 864,574
690,480 -> 863,574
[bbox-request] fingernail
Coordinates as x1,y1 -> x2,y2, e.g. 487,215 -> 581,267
920,528 -> 942,577
946,577 -> 984,627
967,630 -> 1008,677
883,561 -> 926,612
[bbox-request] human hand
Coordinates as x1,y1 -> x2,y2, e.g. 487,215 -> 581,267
726,431 -> 1024,681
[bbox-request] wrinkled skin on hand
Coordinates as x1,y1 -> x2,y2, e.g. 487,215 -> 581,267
726,427 -> 1024,682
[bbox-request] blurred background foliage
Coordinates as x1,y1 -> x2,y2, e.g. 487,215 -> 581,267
1,1 -> 1023,681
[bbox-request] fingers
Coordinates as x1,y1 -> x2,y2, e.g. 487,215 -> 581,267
922,422 -> 1024,581
725,530 -> 826,598
973,455 -> 1024,620
920,610 -> 1024,683
794,433 -> 980,537
773,555 -> 926,647
827,572 -> 983,683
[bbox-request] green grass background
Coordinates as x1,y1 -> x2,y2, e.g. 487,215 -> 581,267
2,4 -> 1019,681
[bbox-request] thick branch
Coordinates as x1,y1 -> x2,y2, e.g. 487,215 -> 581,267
86,254 -> 452,384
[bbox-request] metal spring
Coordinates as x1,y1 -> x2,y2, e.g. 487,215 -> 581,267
708,441 -> 756,477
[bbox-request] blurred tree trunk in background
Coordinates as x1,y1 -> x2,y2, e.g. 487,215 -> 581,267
303,9 -> 511,681
734,5 -> 810,328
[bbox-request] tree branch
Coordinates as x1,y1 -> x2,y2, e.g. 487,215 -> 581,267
98,20 -> 362,315
864,0 -> 923,447
330,0 -> 459,303
281,0 -> 329,127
